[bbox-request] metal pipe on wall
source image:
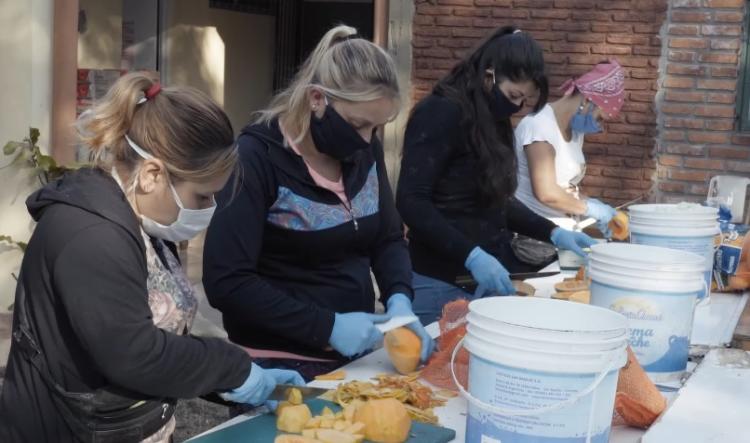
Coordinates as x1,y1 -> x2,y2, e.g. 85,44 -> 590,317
373,0 -> 389,48
51,0 -> 79,165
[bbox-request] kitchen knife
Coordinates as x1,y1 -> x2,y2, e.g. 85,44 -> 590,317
267,384 -> 331,402
455,271 -> 560,287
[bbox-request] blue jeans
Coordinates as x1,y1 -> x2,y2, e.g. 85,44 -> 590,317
412,271 -> 477,326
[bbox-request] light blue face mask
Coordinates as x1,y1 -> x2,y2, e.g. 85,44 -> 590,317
570,101 -> 602,135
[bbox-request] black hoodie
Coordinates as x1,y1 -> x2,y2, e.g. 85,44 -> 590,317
0,168 -> 251,443
202,120 -> 413,360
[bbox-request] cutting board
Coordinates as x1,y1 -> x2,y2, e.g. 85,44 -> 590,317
188,399 -> 456,443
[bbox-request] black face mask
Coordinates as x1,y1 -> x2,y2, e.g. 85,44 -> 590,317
310,104 -> 371,160
488,82 -> 522,119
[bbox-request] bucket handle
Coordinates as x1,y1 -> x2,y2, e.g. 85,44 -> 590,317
450,336 -> 620,417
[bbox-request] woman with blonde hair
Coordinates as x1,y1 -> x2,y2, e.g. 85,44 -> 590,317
0,72 -> 303,442
203,25 -> 434,380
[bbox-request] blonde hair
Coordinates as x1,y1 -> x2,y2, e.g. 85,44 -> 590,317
78,72 -> 238,184
256,25 -> 401,143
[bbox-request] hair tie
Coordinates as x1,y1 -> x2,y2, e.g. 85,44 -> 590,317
145,83 -> 162,99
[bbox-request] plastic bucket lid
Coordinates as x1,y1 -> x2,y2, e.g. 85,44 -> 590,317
588,261 -> 703,285
628,203 -> 718,218
589,264 -> 704,293
467,297 -> 629,338
466,321 -> 628,355
629,216 -> 719,227
589,257 -> 704,278
589,254 -> 704,274
629,221 -> 719,238
590,243 -> 705,267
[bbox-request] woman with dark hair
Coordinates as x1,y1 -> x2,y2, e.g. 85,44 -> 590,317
396,27 -> 596,325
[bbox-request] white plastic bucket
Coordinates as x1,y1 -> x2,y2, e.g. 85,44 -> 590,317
589,243 -> 704,382
452,297 -> 628,443
628,203 -> 719,302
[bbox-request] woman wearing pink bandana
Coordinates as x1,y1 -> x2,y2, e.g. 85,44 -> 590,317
515,60 -> 625,237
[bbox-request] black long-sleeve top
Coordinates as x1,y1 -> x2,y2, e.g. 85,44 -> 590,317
396,93 -> 557,284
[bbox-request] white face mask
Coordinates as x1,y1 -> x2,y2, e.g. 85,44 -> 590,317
124,135 -> 216,242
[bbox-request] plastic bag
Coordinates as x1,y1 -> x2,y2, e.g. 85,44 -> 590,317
420,299 -> 470,391
613,346 -> 667,428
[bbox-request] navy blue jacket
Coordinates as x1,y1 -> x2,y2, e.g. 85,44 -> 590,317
203,120 -> 413,359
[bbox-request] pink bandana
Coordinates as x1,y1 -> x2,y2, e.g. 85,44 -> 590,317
561,60 -> 625,118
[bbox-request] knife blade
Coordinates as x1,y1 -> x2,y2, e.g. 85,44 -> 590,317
455,271 -> 560,287
267,384 -> 331,402
374,315 -> 419,333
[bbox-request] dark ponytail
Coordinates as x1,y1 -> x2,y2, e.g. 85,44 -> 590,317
434,26 -> 548,206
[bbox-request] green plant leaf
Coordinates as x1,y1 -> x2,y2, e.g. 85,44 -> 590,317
29,127 -> 40,145
0,235 -> 27,252
37,154 -> 57,172
3,141 -> 21,156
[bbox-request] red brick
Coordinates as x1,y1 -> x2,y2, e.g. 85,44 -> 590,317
452,27 -> 488,38
609,145 -> 650,158
705,119 -> 735,130
437,0 -> 474,5
629,135 -> 657,146
415,27 -> 448,37
416,5 -> 453,15
475,0 -> 513,5
659,182 -> 687,193
699,53 -> 738,63
415,69 -> 445,80
414,47 -> 452,58
627,113 -> 657,124
672,11 -> 711,22
659,155 -> 684,166
709,147 -> 750,159
668,38 -> 708,49
515,21 -> 551,31
687,131 -> 732,144
664,117 -> 704,129
711,66 -> 739,78
618,56 -> 653,67
603,188 -> 648,200
567,33 -> 606,43
665,90 -> 706,102
531,31 -> 567,41
669,25 -> 700,36
662,131 -> 687,142
704,0 -> 745,7
666,65 -> 708,76
667,50 -> 697,62
436,16 -> 472,26
439,38 -> 476,48
591,45 -> 632,55
413,37 -> 436,48
664,77 -> 695,88
696,79 -> 737,91
684,158 -> 725,169
630,91 -> 657,102
472,18 -> 502,28
606,34 -> 650,45
662,103 -> 696,114
630,69 -> 659,79
554,0 -> 594,6
512,0 -> 554,6
453,8 -> 492,17
688,184 -> 710,196
414,16 -> 435,26
732,134 -> 750,145
634,47 -> 662,56
613,12 -> 658,22
633,24 -> 663,34
551,14 -> 592,27
589,156 -> 625,167
603,167 -> 644,180
695,105 -> 736,118
727,161 -> 750,173
551,43 -> 590,53
530,9 -> 570,19
607,123 -> 652,135
596,0 -> 631,9
715,11 -> 745,22
710,39 -> 741,50
702,25 -> 742,36
670,169 -> 709,181
591,23 -> 633,33
572,11 -> 613,21
582,176 -> 623,188
672,0 -> 701,6
664,143 -> 705,155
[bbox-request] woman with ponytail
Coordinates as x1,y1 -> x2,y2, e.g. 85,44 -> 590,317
203,25 -> 434,381
0,73 -> 303,443
396,26 -> 597,325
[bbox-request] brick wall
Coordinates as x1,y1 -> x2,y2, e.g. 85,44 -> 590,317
656,0 -> 750,203
411,0 -> 749,207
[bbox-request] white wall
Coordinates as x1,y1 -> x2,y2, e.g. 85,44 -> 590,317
162,0 -> 275,133
77,0 -> 123,69
0,0 -> 53,308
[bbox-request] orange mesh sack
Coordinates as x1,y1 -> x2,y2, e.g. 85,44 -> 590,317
420,299 -> 470,391
613,346 -> 667,428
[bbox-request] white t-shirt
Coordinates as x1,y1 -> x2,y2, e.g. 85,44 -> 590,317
514,104 -> 586,222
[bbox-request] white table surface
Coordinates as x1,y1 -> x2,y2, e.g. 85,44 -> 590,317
191,262 -> 749,442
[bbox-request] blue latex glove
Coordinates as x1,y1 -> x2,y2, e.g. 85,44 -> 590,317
465,247 -> 515,297
219,363 -> 305,406
550,227 -> 597,258
329,312 -> 391,357
585,198 -> 616,238
386,293 -> 436,362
